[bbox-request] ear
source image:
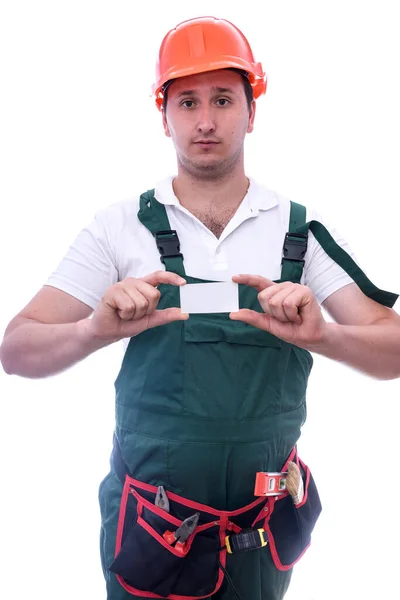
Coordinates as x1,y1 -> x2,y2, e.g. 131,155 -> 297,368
162,109 -> 171,138
247,100 -> 256,134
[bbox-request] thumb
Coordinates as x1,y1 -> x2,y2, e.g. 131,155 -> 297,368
230,309 -> 273,332
120,307 -> 189,337
147,308 -> 189,328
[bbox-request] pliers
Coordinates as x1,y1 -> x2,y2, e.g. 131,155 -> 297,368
155,485 -> 170,513
163,512 -> 200,555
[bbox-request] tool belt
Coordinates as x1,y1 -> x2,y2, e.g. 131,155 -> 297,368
110,437 -> 322,599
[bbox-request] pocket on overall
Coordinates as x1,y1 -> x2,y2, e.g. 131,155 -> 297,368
183,313 -> 284,419
265,455 -> 322,570
109,477 -> 224,599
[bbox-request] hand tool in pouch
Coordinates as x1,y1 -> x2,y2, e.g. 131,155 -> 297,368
254,461 -> 304,504
163,512 -> 200,555
155,485 -> 170,513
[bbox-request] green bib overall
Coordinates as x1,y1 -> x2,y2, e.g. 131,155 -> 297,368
99,191 -> 397,600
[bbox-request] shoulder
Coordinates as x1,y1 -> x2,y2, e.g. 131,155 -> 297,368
250,178 -> 343,233
93,176 -> 176,235
93,194 -> 142,229
88,187 -> 157,243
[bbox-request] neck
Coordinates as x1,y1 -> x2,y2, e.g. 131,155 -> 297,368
172,165 -> 249,213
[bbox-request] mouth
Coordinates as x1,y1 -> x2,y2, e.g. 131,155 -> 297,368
194,140 -> 220,149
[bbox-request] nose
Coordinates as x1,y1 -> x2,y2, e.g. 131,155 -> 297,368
196,104 -> 216,134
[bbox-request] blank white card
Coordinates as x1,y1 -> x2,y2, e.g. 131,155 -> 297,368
180,281 -> 239,314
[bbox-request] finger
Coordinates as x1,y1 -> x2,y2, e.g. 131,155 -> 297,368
141,271 -> 187,288
258,287 -> 288,322
107,286 -> 151,321
104,288 -> 137,321
122,279 -> 161,315
257,281 -> 294,304
119,288 -> 152,320
280,290 -> 304,324
229,309 -> 272,332
232,274 -> 276,292
259,287 -> 301,323
120,307 -> 189,337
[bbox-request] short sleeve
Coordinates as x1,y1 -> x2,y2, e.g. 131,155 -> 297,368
45,212 -> 118,310
302,209 -> 357,305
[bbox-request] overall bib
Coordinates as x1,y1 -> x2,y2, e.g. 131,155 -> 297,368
99,191 -> 397,600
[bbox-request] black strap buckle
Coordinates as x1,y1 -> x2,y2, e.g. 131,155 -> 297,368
282,232 -> 308,263
155,230 -> 183,264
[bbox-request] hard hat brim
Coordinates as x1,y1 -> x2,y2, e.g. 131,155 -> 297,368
152,58 -> 266,100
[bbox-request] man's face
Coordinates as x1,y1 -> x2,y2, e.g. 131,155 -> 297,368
162,69 -> 256,180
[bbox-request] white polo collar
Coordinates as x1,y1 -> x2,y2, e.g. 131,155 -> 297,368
154,176 -> 279,213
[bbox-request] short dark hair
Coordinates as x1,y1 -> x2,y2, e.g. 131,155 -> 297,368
162,69 -> 254,113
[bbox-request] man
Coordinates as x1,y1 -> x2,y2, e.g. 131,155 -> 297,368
1,15 -> 399,600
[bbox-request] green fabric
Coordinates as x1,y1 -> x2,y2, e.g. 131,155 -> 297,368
138,190 -> 186,277
113,277 -> 309,498
297,220 -> 398,307
288,201 -> 307,229
101,275 -> 302,598
279,196 -> 398,307
138,189 -> 171,233
100,189 -> 396,600
100,191 -> 313,599
280,201 -> 307,283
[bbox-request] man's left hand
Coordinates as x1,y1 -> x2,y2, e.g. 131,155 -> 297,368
230,274 -> 327,349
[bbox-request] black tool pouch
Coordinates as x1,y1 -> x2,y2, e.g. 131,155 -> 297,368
108,476 -> 233,599
263,451 -> 322,570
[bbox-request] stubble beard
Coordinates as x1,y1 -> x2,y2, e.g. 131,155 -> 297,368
177,144 -> 244,182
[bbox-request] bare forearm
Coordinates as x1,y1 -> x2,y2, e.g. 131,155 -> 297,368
0,319 -> 108,378
309,319 -> 400,380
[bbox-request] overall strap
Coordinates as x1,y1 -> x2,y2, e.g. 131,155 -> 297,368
281,201 -> 398,308
280,201 -> 308,283
297,220 -> 398,308
137,189 -> 186,277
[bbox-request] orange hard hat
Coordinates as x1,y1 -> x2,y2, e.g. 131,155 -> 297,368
152,16 -> 267,110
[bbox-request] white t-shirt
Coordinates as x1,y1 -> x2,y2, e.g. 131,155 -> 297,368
46,176 -> 356,310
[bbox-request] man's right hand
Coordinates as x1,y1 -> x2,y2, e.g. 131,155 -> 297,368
86,271 -> 188,343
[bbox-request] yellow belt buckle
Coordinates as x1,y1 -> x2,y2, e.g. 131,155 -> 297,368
225,528 -> 268,554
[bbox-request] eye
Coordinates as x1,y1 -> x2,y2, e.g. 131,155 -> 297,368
181,100 -> 196,108
216,98 -> 230,106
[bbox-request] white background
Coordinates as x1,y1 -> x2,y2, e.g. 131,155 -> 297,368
1,1 -> 399,599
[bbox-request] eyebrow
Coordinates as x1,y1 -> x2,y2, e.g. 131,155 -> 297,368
174,86 -> 236,98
